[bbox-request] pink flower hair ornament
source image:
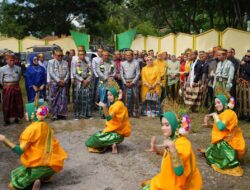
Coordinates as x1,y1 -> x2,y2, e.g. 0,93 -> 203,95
227,97 -> 235,110
178,114 -> 191,135
36,105 -> 49,120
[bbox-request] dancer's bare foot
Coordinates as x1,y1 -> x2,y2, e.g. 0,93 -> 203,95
146,136 -> 157,152
8,182 -> 17,190
41,176 -> 53,183
32,179 -> 41,190
112,144 -> 118,154
88,147 -> 106,153
197,148 -> 206,158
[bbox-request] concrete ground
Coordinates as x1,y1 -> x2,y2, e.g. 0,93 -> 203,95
0,112 -> 250,190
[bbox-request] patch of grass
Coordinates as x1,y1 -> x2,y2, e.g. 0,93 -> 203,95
243,131 -> 250,139
189,112 -> 205,133
191,122 -> 202,133
20,77 -> 28,103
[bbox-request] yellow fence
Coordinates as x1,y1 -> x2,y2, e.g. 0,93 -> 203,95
131,28 -> 250,59
0,36 -> 77,53
0,28 -> 250,58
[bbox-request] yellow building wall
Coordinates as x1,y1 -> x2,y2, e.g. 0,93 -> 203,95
160,33 -> 175,55
0,28 -> 250,57
146,36 -> 159,53
131,36 -> 145,51
196,29 -> 219,52
222,28 -> 250,59
0,38 -> 19,52
48,36 -> 77,52
22,37 -> 45,52
176,33 -> 193,56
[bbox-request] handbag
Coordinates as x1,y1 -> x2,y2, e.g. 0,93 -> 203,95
145,91 -> 158,102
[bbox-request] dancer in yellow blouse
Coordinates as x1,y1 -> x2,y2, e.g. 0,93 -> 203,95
0,104 -> 67,190
85,81 -> 131,154
203,94 -> 246,176
141,111 -> 202,190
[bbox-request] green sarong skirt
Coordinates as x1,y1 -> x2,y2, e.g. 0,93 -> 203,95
140,184 -> 150,190
11,166 -> 55,189
205,140 -> 239,169
85,131 -> 124,149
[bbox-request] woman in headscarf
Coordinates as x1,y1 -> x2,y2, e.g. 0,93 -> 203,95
141,111 -> 202,190
25,55 -> 47,102
141,56 -> 161,117
85,83 -> 131,154
0,103 -> 67,190
203,94 -> 246,176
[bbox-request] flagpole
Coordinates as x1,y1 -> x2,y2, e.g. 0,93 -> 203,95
88,34 -> 90,51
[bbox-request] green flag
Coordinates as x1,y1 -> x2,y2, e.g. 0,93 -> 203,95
70,30 -> 90,50
116,28 -> 136,50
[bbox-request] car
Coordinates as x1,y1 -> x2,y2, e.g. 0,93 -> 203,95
26,44 -> 61,53
86,52 -> 98,62
22,44 -> 61,67
0,48 -> 13,54
86,51 -> 113,62
18,45 -> 58,75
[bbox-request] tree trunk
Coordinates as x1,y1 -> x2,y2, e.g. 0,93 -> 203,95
156,0 -> 177,33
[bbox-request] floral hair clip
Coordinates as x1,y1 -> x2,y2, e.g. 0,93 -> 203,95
179,114 -> 191,135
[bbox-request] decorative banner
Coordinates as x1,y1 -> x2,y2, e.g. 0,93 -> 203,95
116,28 -> 137,50
70,30 -> 90,50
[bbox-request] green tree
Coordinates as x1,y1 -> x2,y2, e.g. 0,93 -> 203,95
131,0 -> 250,34
0,0 -> 121,39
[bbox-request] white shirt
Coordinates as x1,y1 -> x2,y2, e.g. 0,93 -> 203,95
189,59 -> 198,87
92,56 -> 101,77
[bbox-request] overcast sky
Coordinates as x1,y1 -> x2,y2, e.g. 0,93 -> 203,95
0,0 -> 15,3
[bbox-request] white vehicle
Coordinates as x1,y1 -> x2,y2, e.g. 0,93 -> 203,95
86,52 -> 98,62
86,51 -> 113,62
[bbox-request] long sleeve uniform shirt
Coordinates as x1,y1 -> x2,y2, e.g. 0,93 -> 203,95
96,59 -> 116,81
120,59 -> 140,85
71,56 -> 91,79
48,59 -> 69,83
72,60 -> 92,84
0,65 -> 21,84
38,60 -> 48,72
213,59 -> 235,88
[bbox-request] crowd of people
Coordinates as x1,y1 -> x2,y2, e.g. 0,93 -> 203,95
0,45 -> 249,189
1,46 -> 250,123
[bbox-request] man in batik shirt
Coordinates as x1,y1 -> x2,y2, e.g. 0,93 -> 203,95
120,50 -> 140,117
48,49 -> 69,120
96,50 -> 116,116
72,50 -> 93,119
